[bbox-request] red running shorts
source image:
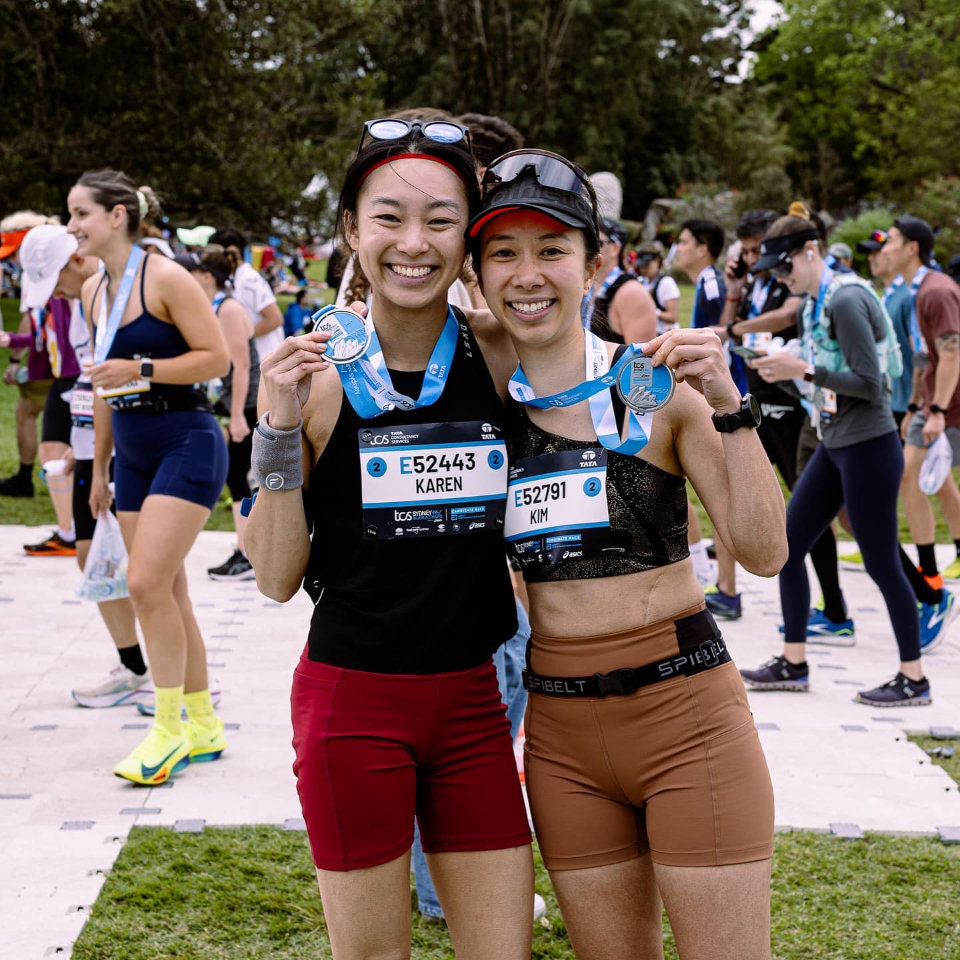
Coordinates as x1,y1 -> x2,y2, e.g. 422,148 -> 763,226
291,654 -> 531,871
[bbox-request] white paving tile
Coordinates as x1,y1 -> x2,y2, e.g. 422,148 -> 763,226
0,526 -> 959,957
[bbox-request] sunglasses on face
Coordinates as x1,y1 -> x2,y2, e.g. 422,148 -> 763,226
357,118 -> 472,155
772,255 -> 795,278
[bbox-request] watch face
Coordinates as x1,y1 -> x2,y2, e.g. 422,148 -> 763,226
745,393 -> 761,424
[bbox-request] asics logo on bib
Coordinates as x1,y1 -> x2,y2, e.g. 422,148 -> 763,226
561,550 -> 584,559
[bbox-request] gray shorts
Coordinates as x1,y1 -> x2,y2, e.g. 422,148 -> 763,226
905,413 -> 960,466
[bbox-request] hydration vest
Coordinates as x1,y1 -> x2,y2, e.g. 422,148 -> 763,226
801,273 -> 904,386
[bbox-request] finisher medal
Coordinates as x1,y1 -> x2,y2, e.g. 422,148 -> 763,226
615,355 -> 675,413
312,307 -> 371,365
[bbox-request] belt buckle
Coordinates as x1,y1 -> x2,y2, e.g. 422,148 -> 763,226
594,667 -> 638,697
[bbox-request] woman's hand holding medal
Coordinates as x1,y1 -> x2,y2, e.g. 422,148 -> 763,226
643,327 -> 741,415
259,300 -> 367,429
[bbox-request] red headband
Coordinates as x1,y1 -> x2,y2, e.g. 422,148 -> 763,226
357,152 -> 474,190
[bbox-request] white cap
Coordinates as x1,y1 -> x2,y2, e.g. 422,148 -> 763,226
19,225 -> 79,309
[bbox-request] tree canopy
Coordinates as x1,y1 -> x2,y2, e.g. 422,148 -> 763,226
1,0 -> 958,239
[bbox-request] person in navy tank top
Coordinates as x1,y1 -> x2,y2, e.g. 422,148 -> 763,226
244,121 -> 533,959
68,169 -> 230,786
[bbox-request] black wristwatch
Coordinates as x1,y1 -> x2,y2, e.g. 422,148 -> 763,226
908,402 -> 921,413
931,403 -> 948,415
712,393 -> 762,433
139,357 -> 154,380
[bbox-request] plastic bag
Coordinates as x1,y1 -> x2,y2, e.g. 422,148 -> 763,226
77,510 -> 130,602
919,433 -> 953,495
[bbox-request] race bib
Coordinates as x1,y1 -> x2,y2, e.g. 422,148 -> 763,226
70,381 -> 94,429
358,420 -> 507,540
505,448 -> 612,568
96,378 -> 150,400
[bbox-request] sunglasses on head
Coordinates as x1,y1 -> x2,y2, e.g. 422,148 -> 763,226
358,118 -> 472,155
481,149 -> 597,207
871,229 -> 888,245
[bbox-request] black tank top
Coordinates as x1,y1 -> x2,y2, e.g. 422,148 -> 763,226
214,294 -> 260,413
588,273 -> 634,345
304,310 -> 517,672
506,391 -> 689,583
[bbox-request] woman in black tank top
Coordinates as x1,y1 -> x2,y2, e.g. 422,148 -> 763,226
469,150 -> 787,960
244,121 -> 533,959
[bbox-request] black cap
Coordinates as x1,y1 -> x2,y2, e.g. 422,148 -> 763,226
947,254 -> 960,283
856,238 -> 885,253
754,229 -> 820,273
468,172 -> 598,246
892,216 -> 935,265
174,252 -> 200,271
599,217 -> 627,246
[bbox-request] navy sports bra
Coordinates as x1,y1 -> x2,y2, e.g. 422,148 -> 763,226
505,392 -> 689,583
92,255 -> 211,413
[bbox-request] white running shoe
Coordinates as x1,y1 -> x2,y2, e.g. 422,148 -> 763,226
71,664 -> 152,708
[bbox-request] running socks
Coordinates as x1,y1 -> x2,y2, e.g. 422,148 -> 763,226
917,544 -> 939,581
117,643 -> 148,677
184,689 -> 219,731
57,525 -> 76,544
154,684 -> 185,736
899,546 -> 942,605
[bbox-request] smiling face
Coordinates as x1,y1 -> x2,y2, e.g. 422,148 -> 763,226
739,234 -> 762,271
66,185 -> 127,258
477,210 -> 596,348
774,239 -> 822,295
345,158 -> 469,314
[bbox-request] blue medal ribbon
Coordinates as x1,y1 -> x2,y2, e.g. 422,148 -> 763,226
747,278 -> 773,319
508,329 -> 655,455
94,245 -> 145,363
335,306 -> 460,419
908,266 -> 929,355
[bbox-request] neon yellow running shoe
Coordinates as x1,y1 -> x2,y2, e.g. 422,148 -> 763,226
839,550 -> 864,571
941,557 -> 960,581
186,717 -> 228,763
114,726 -> 190,785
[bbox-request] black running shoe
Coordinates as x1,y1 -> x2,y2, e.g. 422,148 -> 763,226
740,655 -> 809,691
207,549 -> 255,581
0,473 -> 34,498
855,673 -> 931,708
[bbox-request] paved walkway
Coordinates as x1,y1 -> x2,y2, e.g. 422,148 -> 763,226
2,525 -> 959,959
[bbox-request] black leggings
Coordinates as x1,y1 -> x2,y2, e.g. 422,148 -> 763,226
225,407 -> 258,501
780,431 -> 920,662
760,409 -> 845,622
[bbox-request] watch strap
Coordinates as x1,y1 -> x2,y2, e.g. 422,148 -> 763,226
712,395 -> 761,433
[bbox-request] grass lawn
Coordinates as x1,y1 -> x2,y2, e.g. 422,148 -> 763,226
71,827 -> 960,960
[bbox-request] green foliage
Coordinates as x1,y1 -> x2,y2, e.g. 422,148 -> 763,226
753,0 -> 960,210
828,206 -> 896,278
72,827 -> 960,959
910,176 -> 960,265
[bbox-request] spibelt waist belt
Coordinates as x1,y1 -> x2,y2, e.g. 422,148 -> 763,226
523,637 -> 730,698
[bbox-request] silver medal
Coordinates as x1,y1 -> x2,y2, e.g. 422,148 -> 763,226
312,308 -> 371,365
615,356 -> 675,413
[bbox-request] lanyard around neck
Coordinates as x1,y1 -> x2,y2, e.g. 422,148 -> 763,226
94,245 -> 144,364
804,266 -> 834,367
509,329 -> 653,455
908,266 -> 930,355
337,306 -> 460,419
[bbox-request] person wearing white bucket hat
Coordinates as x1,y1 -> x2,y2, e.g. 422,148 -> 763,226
3,224 -> 88,556
17,223 -> 151,706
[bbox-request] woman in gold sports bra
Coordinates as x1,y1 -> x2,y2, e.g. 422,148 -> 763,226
469,150 -> 787,960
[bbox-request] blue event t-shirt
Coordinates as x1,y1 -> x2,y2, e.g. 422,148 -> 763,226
884,281 -> 913,414
692,264 -> 747,394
